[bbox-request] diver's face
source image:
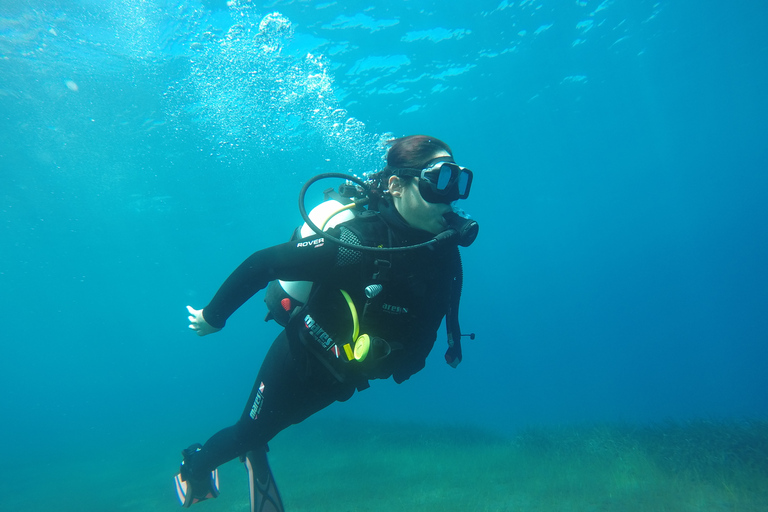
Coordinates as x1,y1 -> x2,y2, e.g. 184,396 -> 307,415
389,176 -> 451,235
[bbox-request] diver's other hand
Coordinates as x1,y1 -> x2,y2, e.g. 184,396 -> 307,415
186,305 -> 221,336
445,344 -> 462,368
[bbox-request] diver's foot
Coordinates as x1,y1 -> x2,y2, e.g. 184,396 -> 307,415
174,444 -> 220,508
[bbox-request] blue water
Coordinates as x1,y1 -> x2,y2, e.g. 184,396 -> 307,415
2,0 -> 767,475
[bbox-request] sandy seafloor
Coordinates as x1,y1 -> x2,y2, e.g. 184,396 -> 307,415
4,418 -> 767,512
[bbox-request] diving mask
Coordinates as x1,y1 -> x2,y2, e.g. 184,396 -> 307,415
393,159 -> 473,204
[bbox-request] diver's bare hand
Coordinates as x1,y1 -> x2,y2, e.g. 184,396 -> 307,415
186,305 -> 221,336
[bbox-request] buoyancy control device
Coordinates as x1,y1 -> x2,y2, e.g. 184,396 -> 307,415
263,172 -> 477,362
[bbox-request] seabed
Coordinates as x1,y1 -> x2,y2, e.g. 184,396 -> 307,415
4,418 -> 767,511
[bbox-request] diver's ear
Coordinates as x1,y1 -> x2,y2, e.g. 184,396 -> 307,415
388,175 -> 405,198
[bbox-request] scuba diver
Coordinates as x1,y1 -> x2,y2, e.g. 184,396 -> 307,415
174,135 -> 478,511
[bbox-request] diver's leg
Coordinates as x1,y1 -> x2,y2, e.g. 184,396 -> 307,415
234,331 -> 357,512
234,330 -> 357,441
174,331 -> 297,507
176,330 -> 355,506
178,331 -> 300,481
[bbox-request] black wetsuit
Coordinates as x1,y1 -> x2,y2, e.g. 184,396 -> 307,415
185,200 -> 462,478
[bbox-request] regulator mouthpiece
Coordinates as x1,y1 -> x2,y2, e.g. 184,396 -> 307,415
443,211 -> 479,247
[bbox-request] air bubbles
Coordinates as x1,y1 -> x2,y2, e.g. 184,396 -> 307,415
167,9 -> 385,173
258,12 -> 293,39
344,117 -> 365,133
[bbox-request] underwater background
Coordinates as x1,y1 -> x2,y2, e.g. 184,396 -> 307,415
2,0 -> 767,510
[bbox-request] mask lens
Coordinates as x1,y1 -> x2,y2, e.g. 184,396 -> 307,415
457,170 -> 470,195
436,164 -> 454,190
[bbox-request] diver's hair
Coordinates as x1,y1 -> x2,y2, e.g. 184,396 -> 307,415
386,135 -> 453,169
367,135 -> 453,206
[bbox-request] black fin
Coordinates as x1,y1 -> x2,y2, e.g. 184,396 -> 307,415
242,447 -> 285,512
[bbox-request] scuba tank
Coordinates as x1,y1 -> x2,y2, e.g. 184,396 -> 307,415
263,198 -> 356,326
